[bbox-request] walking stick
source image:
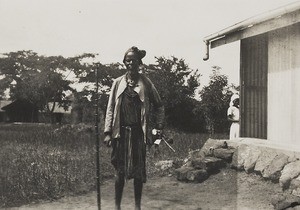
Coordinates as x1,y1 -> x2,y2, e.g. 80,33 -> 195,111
95,63 -> 101,210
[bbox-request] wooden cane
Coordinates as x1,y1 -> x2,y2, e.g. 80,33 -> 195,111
95,63 -> 101,210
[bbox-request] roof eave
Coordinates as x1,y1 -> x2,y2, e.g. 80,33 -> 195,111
203,2 -> 300,60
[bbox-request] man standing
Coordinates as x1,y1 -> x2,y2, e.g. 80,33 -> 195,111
104,46 -> 165,210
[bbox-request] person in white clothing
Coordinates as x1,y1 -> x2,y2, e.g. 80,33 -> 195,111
227,95 -> 240,140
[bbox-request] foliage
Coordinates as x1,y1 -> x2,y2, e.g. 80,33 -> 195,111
144,56 -> 203,131
0,50 -> 238,133
71,56 -> 205,131
71,62 -> 124,124
0,50 -> 87,112
196,66 -> 233,134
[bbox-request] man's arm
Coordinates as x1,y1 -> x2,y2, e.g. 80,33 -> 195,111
104,80 -> 117,146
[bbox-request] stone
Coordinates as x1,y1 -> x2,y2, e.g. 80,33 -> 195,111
271,194 -> 289,210
155,160 -> 174,171
271,194 -> 300,210
254,149 -> 278,175
191,158 -> 206,169
188,149 -> 204,160
172,159 -> 184,169
186,169 -> 208,183
213,148 -> 235,161
182,160 -> 193,168
243,147 -> 262,173
292,187 -> 300,197
289,206 -> 300,210
191,157 -> 225,173
280,161 -> 300,189
231,144 -> 251,170
290,175 -> 300,191
262,153 -> 289,181
174,167 -> 194,181
199,139 -> 229,157
202,156 -> 225,173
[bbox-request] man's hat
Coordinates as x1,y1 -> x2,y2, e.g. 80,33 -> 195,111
123,46 -> 146,65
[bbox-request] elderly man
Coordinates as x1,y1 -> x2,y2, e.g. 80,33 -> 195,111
104,46 -> 165,210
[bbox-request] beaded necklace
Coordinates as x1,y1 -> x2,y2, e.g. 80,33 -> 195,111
126,73 -> 139,87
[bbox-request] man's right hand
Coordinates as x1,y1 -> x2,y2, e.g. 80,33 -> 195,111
104,134 -> 112,147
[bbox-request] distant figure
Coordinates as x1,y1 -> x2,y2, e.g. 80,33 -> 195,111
104,46 -> 165,210
227,94 -> 239,140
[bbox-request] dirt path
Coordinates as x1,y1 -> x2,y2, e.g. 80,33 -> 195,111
5,168 -> 284,210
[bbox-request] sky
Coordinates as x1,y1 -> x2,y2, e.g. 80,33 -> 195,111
0,0 -> 298,87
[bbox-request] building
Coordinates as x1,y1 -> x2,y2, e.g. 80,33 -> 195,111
44,102 -> 72,124
203,2 -> 300,145
0,100 -> 72,124
0,100 -> 11,122
1,99 -> 39,122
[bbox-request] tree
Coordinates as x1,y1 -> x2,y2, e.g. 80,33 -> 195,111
197,66 -> 232,134
0,50 -> 91,114
144,56 -> 202,131
71,61 -> 124,123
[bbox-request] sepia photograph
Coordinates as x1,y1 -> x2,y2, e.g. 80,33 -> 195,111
1,0 -> 300,209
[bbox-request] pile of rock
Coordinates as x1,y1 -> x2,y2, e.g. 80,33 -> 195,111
174,139 -> 235,182
175,138 -> 300,192
228,141 -> 300,196
174,138 -> 300,209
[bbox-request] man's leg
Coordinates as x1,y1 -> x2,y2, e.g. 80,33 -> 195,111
115,174 -> 125,210
134,178 -> 143,210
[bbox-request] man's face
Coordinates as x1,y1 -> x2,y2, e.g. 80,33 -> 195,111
124,52 -> 139,73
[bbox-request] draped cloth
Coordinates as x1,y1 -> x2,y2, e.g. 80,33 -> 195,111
111,86 -> 146,183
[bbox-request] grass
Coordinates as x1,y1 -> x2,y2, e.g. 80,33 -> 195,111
0,123 -> 228,208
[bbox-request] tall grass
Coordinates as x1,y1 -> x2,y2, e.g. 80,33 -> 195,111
0,123 -> 228,208
0,123 -> 113,207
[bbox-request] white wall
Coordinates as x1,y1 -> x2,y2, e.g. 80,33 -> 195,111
268,23 -> 300,144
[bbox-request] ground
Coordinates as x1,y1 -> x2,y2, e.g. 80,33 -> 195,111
6,168 -> 286,210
